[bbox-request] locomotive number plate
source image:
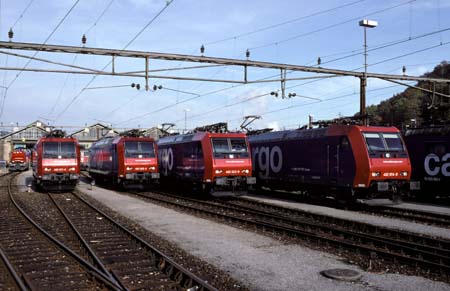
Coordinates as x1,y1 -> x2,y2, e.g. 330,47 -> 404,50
377,182 -> 389,191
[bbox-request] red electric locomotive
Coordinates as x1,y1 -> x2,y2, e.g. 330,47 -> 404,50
248,123 -> 411,202
80,149 -> 89,170
32,130 -> 80,191
88,130 -> 159,187
9,149 -> 29,171
157,123 -> 256,196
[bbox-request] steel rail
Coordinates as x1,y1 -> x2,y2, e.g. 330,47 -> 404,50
232,195 -> 450,250
47,193 -> 126,290
202,198 -> 450,258
129,191 -> 450,275
0,247 -> 28,291
365,205 -> 450,227
6,176 -> 124,291
73,192 -> 219,291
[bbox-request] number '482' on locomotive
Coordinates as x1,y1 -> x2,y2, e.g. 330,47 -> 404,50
248,124 -> 411,201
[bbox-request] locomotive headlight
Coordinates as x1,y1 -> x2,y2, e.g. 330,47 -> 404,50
68,167 -> 76,171
400,171 -> 408,177
215,169 -> 223,174
241,169 -> 250,174
371,172 -> 381,177
126,166 -> 133,171
44,167 -> 51,172
149,166 -> 156,170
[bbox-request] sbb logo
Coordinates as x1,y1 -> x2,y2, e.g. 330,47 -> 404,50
252,146 -> 283,178
424,153 -> 450,177
159,148 -> 173,175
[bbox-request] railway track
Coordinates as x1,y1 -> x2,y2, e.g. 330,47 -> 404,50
128,190 -> 450,281
12,189 -> 218,291
361,205 -> 450,228
250,188 -> 450,228
0,246 -> 27,291
0,173 -> 121,291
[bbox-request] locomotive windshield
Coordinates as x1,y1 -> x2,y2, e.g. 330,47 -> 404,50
124,141 -> 155,158
363,132 -> 405,152
211,138 -> 249,158
43,142 -> 76,159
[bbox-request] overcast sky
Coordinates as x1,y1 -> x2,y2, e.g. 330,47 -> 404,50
0,0 -> 449,131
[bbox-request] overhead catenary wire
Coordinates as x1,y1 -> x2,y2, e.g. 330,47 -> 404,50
54,0 -> 175,122
10,0 -> 35,29
316,26 -> 450,66
215,83 -> 415,127
49,0 -> 116,117
170,38 -> 450,125
126,0 -> 434,126
249,0 -> 417,51
0,0 -> 81,119
84,0 -> 115,36
144,0 -> 366,104
205,0 -> 365,46
98,0 -> 434,124
119,37 -> 450,127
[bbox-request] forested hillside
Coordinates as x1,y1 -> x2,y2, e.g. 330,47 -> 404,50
365,61 -> 450,128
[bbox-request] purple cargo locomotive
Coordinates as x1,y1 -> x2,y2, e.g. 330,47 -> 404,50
404,125 -> 450,198
248,124 -> 411,201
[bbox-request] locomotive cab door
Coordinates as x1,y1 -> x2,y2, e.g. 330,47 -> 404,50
192,142 -> 203,180
112,144 -> 118,177
327,137 -> 352,186
327,143 -> 339,184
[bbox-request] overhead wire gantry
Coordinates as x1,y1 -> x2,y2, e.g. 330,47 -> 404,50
0,41 -> 449,125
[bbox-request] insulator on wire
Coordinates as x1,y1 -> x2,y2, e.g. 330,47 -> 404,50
200,44 -> 205,55
131,83 -> 136,88
81,34 -> 87,45
317,57 -> 321,66
8,28 -> 13,41
136,84 -> 141,90
288,93 -> 297,98
270,91 -> 278,97
402,65 -> 406,76
246,49 -> 250,59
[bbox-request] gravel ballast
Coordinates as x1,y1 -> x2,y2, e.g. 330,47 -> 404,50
245,195 -> 450,240
17,171 -> 450,290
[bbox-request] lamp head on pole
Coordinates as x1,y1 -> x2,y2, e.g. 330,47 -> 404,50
359,19 -> 378,28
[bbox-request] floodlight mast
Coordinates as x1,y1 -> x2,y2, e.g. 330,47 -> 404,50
359,19 -> 378,125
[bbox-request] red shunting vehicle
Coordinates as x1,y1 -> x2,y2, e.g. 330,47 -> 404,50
9,149 -> 29,171
32,130 -> 80,191
88,130 -> 159,187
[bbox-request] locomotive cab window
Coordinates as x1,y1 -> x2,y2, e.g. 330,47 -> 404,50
363,132 -> 406,154
43,142 -> 76,159
363,133 -> 385,152
211,138 -> 249,158
212,138 -> 229,154
230,139 -> 248,152
124,141 -> 155,158
382,133 -> 404,151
